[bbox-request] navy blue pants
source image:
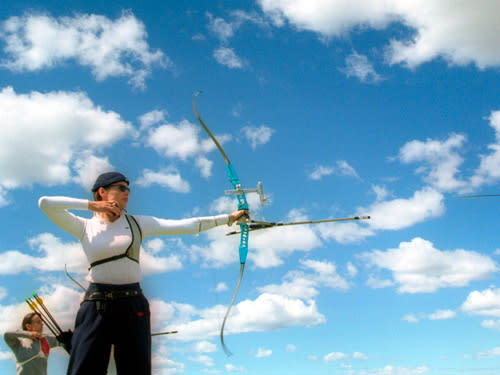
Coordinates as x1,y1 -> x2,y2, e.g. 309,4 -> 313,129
67,283 -> 151,375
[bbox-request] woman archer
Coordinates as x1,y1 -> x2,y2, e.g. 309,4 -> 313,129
38,171 -> 248,375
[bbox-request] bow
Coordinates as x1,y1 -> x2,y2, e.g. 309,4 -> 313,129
193,91 -> 250,356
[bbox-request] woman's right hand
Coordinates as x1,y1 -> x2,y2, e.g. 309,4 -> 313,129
88,200 -> 123,218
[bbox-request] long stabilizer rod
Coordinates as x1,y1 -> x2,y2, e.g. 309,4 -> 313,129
456,194 -> 500,198
226,215 -> 371,236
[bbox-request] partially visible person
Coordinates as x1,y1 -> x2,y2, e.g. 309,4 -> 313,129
4,312 -> 65,375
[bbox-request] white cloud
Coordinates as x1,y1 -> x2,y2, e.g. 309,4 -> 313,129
372,185 -> 390,201
136,167 -> 191,194
367,365 -> 430,375
461,288 -> 500,317
360,237 -> 498,293
0,351 -> 14,361
470,111 -> 500,188
255,347 -> 272,358
145,119 -> 229,177
73,154 -> 114,191
242,125 -> 275,150
398,134 -> 467,192
0,186 -> 9,207
258,0 -> 500,70
226,364 -> 245,372
309,160 -> 359,180
214,282 -> 228,292
317,221 -> 374,244
286,344 -> 297,352
353,352 -> 368,360
1,12 -> 170,89
167,293 -> 325,342
206,11 -> 268,43
324,352 -> 348,362
0,287 -> 7,301
146,120 -> 207,160
309,165 -> 335,181
402,314 -> 419,323
347,262 -> 358,277
366,275 -> 394,289
477,347 -> 500,359
207,14 -> 235,42
428,309 -> 456,320
403,309 -> 456,323
0,86 -> 133,191
481,319 -> 500,330
0,283 -> 82,334
0,232 -> 183,277
188,355 -> 214,367
139,110 -> 168,131
213,47 -> 245,69
360,187 -> 444,231
259,259 -> 350,299
193,341 -> 217,353
0,233 -> 87,275
341,52 -> 383,83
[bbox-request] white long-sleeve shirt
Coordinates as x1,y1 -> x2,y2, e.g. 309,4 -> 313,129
39,196 -> 230,284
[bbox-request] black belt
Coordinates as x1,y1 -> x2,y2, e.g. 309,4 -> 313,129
84,289 -> 141,302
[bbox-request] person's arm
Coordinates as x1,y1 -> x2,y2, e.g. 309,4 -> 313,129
38,196 -> 88,239
136,214 -> 231,237
137,209 -> 249,237
3,331 -> 37,349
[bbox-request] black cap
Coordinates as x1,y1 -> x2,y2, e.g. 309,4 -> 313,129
91,172 -> 129,192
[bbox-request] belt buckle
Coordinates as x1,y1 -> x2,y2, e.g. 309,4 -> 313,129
104,291 -> 114,300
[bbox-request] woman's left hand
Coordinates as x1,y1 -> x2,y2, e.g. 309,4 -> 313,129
230,209 -> 250,225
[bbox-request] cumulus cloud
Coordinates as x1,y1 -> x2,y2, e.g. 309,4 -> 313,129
139,110 -> 168,131
341,52 -> 383,83
157,293 -> 325,342
0,86 -> 133,192
145,119 -> 230,177
258,0 -> 500,70
360,187 -> 444,230
193,341 -> 217,353
360,237 -> 498,293
324,352 -> 348,362
0,233 -> 184,277
402,309 -> 456,323
428,309 -> 456,320
477,347 -> 500,359
213,47 -> 246,69
73,154 -> 114,191
398,134 -> 467,192
1,12 -> 170,89
365,365 -> 430,375
309,160 -> 360,180
258,258 -> 350,299
470,111 -> 500,188
207,13 -> 235,42
0,233 -> 87,275
461,287 -> 500,317
136,167 -> 191,193
242,125 -> 275,150
206,10 -> 268,43
255,347 -> 272,358
0,283 -> 82,333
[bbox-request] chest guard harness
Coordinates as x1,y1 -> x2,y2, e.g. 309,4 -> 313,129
89,215 -> 143,269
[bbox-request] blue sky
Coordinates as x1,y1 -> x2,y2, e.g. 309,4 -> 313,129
1,1 -> 500,374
